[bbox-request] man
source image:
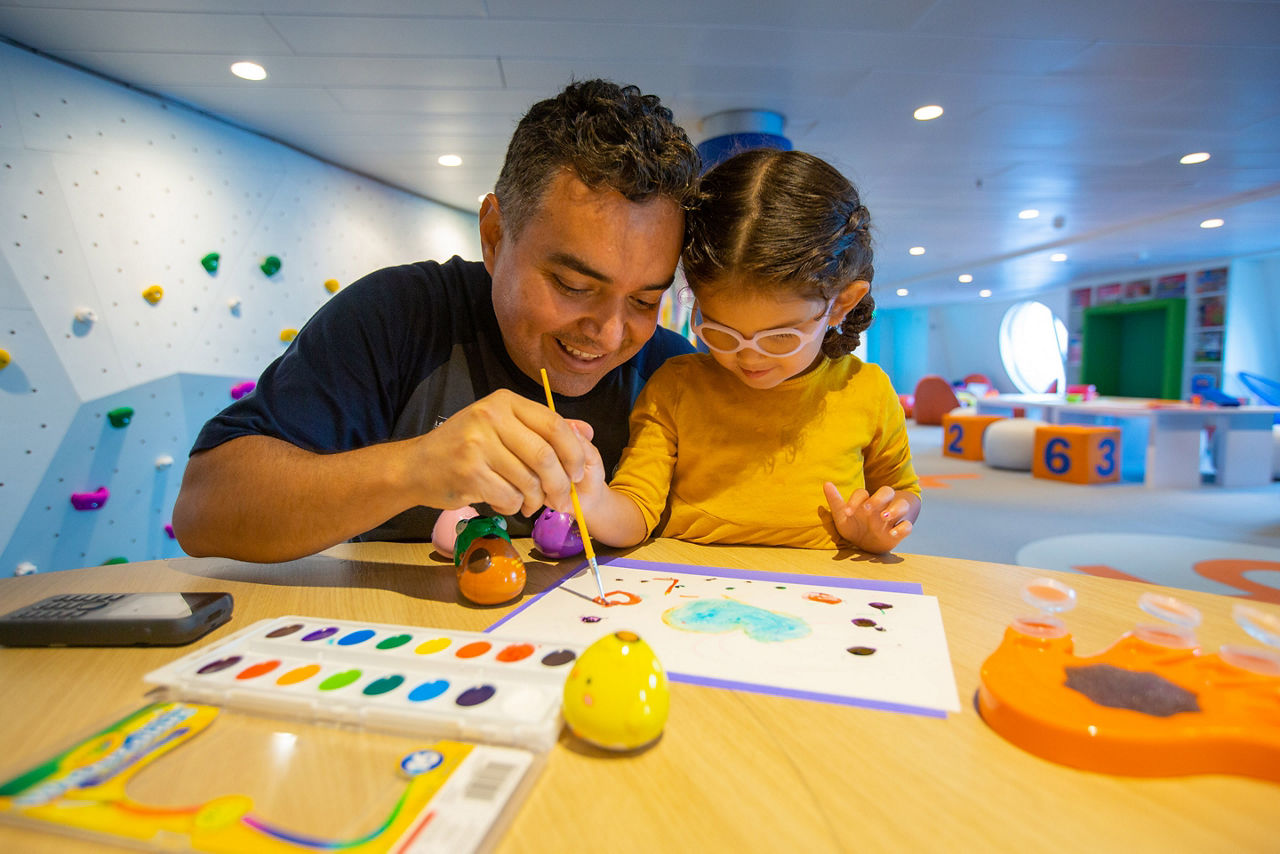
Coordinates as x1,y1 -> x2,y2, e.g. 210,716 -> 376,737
172,80 -> 701,562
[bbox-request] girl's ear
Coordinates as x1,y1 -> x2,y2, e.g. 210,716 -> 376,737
829,280 -> 870,325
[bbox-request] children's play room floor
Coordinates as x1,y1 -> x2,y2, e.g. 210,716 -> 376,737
902,425 -> 1280,605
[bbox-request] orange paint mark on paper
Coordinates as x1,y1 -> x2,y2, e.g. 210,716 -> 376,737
918,473 -> 982,490
1072,564 -> 1148,584
592,590 -> 641,607
652,576 -> 680,595
1194,559 -> 1280,605
805,592 -> 842,604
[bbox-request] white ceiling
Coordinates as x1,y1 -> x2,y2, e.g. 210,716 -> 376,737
3,0 -> 1279,306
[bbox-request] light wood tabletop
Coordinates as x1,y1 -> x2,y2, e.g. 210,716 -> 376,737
0,539 -> 1276,852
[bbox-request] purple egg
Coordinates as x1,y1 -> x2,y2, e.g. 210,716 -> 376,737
532,508 -> 584,558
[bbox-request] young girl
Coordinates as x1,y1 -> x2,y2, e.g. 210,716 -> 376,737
575,148 -> 921,553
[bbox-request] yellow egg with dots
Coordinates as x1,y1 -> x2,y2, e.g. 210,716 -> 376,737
562,630 -> 669,751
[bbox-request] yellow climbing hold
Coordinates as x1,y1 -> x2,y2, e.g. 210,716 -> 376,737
324,278 -> 340,294
279,328 -> 298,343
142,284 -> 164,304
0,348 -> 9,370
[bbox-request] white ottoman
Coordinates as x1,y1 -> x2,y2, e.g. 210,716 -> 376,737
983,418 -> 1050,471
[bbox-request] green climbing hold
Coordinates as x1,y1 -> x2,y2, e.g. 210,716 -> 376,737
107,406 -> 134,427
260,255 -> 282,276
201,252 -> 220,273
101,556 -> 128,565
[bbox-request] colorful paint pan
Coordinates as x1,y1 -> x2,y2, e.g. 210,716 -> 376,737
236,660 -> 280,680
455,641 -> 492,659
143,616 -> 588,752
276,664 -> 321,685
415,637 -> 451,655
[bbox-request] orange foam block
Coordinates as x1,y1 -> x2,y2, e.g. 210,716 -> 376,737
1032,424 -> 1121,484
941,412 -> 1005,461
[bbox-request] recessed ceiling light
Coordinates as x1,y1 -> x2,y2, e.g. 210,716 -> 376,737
1050,253 -> 1068,262
908,246 -> 926,256
1180,152 -> 1211,165
438,154 -> 463,167
958,274 -> 973,283
979,289 -> 992,298
896,288 -> 909,297
1200,218 -> 1224,229
1018,209 -> 1040,220
913,105 -> 944,121
230,61 -> 267,81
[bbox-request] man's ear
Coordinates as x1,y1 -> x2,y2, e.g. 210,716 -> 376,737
830,279 -> 871,325
478,193 -> 502,274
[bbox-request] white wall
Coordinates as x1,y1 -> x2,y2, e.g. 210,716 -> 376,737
1223,254 -> 1280,401
0,43 -> 480,574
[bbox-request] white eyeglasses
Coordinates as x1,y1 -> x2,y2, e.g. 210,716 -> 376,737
691,301 -> 831,357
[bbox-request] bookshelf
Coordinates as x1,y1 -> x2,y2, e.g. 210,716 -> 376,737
1067,266 -> 1229,399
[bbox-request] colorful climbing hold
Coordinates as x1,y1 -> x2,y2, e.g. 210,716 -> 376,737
260,255 -> 282,276
324,278 -> 340,294
14,561 -> 37,577
70,487 -> 110,510
0,349 -> 9,370
164,523 -> 176,539
155,454 -> 174,469
107,406 -> 134,428
74,307 -> 98,324
227,297 -> 242,312
142,284 -> 164,304
230,380 -> 256,400
279,328 -> 298,343
201,252 -> 220,273
101,556 -> 128,566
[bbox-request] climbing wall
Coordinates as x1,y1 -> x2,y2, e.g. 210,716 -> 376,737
0,43 -> 481,574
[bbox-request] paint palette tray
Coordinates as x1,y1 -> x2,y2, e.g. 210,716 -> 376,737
144,616 -> 588,752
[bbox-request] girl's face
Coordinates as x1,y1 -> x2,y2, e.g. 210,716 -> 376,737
693,280 -> 864,389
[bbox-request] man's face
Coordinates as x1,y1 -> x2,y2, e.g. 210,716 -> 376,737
481,171 -> 685,397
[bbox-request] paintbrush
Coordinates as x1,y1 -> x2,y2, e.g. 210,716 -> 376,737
539,368 -> 608,602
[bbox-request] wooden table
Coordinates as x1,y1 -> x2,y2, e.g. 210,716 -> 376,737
0,540 -> 1276,852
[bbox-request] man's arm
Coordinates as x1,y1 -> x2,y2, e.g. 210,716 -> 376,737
173,390 -> 586,562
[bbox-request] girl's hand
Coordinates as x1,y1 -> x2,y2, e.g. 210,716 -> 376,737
824,482 -> 915,554
565,420 -> 608,512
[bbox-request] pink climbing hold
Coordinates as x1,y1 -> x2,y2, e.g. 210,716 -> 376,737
230,380 -> 256,400
70,487 -> 110,510
164,523 -> 176,539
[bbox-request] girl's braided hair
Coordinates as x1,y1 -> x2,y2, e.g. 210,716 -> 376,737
683,148 -> 875,357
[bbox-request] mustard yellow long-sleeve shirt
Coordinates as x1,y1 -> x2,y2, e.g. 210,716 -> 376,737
609,353 -> 920,548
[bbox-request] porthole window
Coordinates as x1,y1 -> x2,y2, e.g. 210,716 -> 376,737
999,301 -> 1067,394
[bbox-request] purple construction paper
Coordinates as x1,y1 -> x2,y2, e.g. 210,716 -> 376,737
666,672 -> 947,719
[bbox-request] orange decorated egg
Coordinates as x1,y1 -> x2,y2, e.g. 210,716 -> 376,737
457,530 -> 526,605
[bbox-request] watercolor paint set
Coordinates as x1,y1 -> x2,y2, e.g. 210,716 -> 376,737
145,615 -> 587,751
0,616 -> 589,853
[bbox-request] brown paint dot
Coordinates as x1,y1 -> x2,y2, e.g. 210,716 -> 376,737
847,646 -> 877,656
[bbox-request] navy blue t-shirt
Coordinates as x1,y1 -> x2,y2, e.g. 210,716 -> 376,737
190,256 -> 693,541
